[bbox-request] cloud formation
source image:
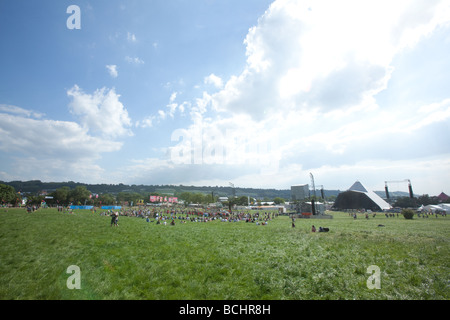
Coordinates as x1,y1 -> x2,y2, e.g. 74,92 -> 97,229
125,56 -> 145,65
131,0 -> 450,194
67,85 -> 133,138
204,74 -> 223,89
127,32 -> 137,43
0,110 -> 123,183
0,85 -> 134,182
106,65 -> 118,78
2,0 -> 450,195
207,0 -> 450,119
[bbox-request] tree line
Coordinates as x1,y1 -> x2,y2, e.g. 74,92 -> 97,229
0,180 -> 299,200
393,195 -> 449,207
4,181 -> 445,208
1,183 -> 291,207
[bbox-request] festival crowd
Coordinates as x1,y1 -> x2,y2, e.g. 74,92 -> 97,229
100,205 -> 279,226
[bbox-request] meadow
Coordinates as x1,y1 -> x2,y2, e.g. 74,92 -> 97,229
0,207 -> 448,300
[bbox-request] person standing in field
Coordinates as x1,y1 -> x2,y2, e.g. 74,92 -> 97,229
110,211 -> 115,226
110,211 -> 119,227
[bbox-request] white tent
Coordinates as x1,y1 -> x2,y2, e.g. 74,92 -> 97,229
419,204 -> 450,213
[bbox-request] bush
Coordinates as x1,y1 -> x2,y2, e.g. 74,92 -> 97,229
402,208 -> 415,219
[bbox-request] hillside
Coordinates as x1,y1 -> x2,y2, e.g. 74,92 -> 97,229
0,180 -> 342,200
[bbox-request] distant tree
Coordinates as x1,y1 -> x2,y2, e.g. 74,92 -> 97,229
393,196 -> 418,208
52,186 -> 71,205
27,195 -> 44,206
0,184 -> 18,205
116,192 -> 142,205
417,194 -> 439,206
69,186 -> 91,205
273,197 -> 285,204
191,193 -> 206,204
98,193 -> 115,205
179,192 -> 193,205
233,196 -> 248,206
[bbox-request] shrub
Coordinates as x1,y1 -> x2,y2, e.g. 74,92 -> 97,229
402,208 -> 415,219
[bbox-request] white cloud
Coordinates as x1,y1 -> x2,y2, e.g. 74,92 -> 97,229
0,104 -> 44,119
136,116 -> 155,128
67,85 -> 133,138
158,109 -> 166,120
125,56 -> 145,65
169,92 -> 178,103
106,65 -> 118,78
138,92 -> 191,128
0,110 -> 124,183
204,73 -> 223,89
127,32 -> 137,43
206,0 -> 450,119
0,112 -> 120,155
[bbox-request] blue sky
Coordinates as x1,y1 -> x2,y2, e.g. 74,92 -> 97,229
1,0 -> 450,196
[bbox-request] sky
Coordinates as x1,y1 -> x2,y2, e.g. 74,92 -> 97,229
1,0 -> 450,196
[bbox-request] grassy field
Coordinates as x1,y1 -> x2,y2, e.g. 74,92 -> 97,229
0,207 -> 448,300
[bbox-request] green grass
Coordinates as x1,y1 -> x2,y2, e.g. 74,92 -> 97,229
0,208 -> 448,300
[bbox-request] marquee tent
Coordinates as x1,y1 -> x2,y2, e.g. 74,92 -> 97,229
418,204 -> 450,213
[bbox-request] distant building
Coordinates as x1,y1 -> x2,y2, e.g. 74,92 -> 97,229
291,184 -> 309,202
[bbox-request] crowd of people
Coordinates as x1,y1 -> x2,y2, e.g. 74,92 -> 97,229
99,206 -> 279,227
348,210 -> 447,219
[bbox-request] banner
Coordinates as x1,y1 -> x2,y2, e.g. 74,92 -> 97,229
70,205 -> 94,210
149,196 -> 178,203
